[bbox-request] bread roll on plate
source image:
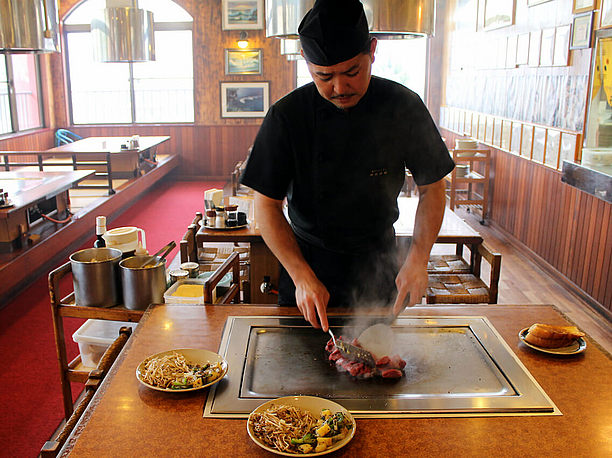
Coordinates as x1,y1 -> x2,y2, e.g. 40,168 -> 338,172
524,323 -> 585,348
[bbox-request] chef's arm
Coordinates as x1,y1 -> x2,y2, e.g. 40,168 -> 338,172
392,178 -> 446,315
254,191 -> 331,330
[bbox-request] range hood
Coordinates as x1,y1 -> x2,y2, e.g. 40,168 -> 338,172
266,0 -> 435,39
91,1 -> 155,62
0,0 -> 59,53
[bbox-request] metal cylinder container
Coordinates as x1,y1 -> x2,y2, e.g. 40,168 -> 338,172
91,6 -> 155,62
0,0 -> 60,53
70,247 -> 123,307
120,255 -> 167,310
265,0 -> 435,39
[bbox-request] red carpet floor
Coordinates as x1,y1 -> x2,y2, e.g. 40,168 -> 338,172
0,179 -> 222,458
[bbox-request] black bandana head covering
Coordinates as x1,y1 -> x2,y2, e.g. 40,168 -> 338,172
298,0 -> 370,66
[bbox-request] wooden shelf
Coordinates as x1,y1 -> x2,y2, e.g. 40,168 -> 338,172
446,148 -> 490,222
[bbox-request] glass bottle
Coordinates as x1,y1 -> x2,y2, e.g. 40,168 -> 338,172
93,216 -> 106,248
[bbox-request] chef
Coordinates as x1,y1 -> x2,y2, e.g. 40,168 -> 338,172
241,0 -> 454,331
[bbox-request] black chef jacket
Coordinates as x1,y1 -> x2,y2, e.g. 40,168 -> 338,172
241,76 -> 454,305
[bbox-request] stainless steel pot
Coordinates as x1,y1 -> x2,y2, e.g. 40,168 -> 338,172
120,255 -> 167,310
70,247 -> 123,307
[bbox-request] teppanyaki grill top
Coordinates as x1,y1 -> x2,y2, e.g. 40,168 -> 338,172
241,76 -> 454,253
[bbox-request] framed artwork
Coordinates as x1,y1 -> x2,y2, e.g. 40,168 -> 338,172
221,82 -> 269,118
570,12 -> 594,50
225,49 -> 262,75
528,0 -> 553,5
484,0 -> 515,30
222,0 -> 263,30
553,25 -> 571,66
572,0 -> 595,14
506,35 -> 518,68
602,0 -> 612,29
539,28 -> 555,67
516,33 -> 530,65
528,30 -> 541,67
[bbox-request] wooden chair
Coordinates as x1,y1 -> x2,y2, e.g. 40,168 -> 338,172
426,243 -> 501,304
48,262 -> 144,420
203,251 -> 241,304
41,326 -> 132,457
179,212 -> 250,302
179,212 -> 203,264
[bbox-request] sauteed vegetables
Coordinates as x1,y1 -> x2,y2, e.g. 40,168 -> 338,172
141,351 -> 224,390
250,405 -> 353,454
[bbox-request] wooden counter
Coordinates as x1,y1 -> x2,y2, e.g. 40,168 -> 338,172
59,304 -> 611,457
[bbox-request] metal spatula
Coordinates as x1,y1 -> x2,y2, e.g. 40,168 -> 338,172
328,329 -> 376,367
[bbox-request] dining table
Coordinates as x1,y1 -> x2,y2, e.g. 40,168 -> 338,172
46,136 -> 171,192
196,197 -> 483,303
59,303 -> 612,457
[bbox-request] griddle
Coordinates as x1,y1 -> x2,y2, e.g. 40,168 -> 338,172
204,316 -> 559,418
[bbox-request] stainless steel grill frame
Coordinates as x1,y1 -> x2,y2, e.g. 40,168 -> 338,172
204,316 -> 560,418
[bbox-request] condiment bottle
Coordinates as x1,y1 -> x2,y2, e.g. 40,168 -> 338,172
206,210 -> 217,227
215,206 -> 226,228
93,216 -> 106,248
226,205 -> 238,227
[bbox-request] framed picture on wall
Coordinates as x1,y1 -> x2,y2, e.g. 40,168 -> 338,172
528,30 -> 541,67
570,12 -> 594,49
225,49 -> 262,75
483,0 -> 515,30
221,82 -> 269,118
222,0 -> 264,30
516,33 -> 530,65
553,25 -> 571,66
601,0 -> 612,29
572,0 -> 595,14
539,28 -> 555,66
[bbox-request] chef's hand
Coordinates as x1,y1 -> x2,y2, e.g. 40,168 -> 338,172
294,273 -> 330,332
392,257 -> 428,315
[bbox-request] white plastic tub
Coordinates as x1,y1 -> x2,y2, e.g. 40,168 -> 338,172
72,319 -> 137,368
164,273 -> 232,305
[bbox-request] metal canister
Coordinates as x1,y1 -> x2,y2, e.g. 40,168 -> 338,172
169,268 -> 190,284
70,248 -> 123,307
119,255 -> 167,310
180,262 -> 200,278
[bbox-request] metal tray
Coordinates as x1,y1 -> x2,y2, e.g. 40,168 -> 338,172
204,316 -> 559,418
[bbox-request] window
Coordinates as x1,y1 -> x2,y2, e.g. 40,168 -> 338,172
0,54 -> 44,135
64,0 -> 194,124
296,37 -> 428,101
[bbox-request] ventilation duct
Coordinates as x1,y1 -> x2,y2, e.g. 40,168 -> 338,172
0,0 -> 59,53
91,2 -> 155,62
266,0 -> 435,39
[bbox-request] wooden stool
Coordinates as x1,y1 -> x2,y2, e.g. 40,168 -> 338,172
426,244 -> 501,304
427,254 -> 471,274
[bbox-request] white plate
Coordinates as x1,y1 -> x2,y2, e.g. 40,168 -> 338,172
518,328 -> 587,355
198,220 -> 248,230
136,348 -> 228,392
247,396 -> 356,456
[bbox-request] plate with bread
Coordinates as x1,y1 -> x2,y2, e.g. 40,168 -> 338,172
519,323 -> 586,355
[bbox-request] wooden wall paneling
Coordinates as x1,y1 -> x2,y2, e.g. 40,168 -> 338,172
561,186 -> 578,277
574,192 -> 589,286
586,198 -> 604,295
582,199 -> 599,291
542,167 -> 557,261
441,127 -> 611,310
592,203 -> 610,301
603,231 -> 612,310
551,181 -> 569,269
574,191 -> 588,289
548,170 -> 563,268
